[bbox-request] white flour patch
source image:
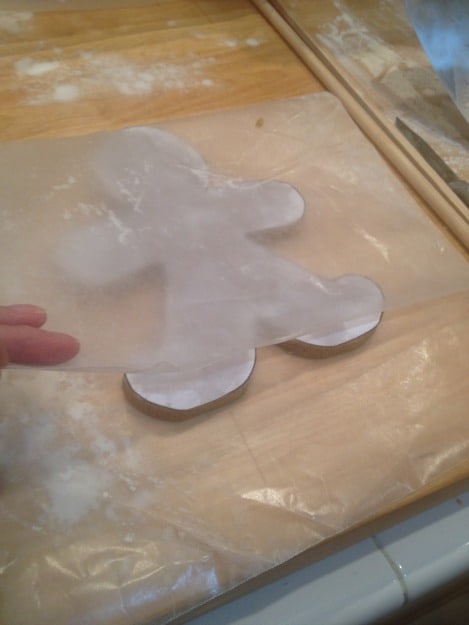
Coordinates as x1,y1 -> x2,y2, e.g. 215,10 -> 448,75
0,10 -> 33,34
245,38 -> 263,47
76,201 -> 104,217
222,38 -> 238,48
67,400 -> 97,422
14,51 -> 216,105
66,400 -> 118,456
15,58 -> 60,77
53,175 -> 76,190
64,200 -> 134,243
222,37 -> 263,49
102,206 -> 133,244
317,1 -> 400,77
52,83 -> 80,102
0,371 -> 125,530
43,459 -> 113,526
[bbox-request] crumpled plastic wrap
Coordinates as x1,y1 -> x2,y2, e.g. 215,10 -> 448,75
405,0 -> 469,122
1,290 -> 468,625
0,94 -> 468,625
1,94 -> 467,372
271,0 -> 469,183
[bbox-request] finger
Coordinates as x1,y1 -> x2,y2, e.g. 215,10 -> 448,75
0,325 -> 80,366
0,305 -> 47,328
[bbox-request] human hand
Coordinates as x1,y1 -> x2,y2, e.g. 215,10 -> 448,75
0,305 -> 80,368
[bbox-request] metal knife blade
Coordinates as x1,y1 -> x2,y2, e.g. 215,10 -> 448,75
396,116 -> 469,207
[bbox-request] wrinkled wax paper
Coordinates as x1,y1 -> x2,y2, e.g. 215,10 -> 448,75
1,93 -> 468,372
1,123 -> 383,372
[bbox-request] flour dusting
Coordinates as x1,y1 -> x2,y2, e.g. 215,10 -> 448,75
101,205 -> 134,244
52,84 -> 80,102
43,459 -> 112,526
0,371 -> 128,530
221,37 -> 264,49
318,0 -> 403,78
15,58 -> 60,76
222,38 -> 238,48
0,10 -> 32,34
245,37 -> 263,47
14,52 -> 216,105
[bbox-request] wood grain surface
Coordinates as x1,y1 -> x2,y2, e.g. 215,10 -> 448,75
0,2 -> 468,624
0,0 -> 319,141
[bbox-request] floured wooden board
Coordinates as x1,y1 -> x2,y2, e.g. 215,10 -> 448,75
1,94 -> 469,625
269,0 -> 469,183
0,0 -> 317,142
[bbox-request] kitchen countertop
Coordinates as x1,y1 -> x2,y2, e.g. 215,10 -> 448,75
0,0 -> 318,140
185,490 -> 469,625
0,2 -> 468,624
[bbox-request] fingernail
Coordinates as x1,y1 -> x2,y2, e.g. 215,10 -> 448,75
0,305 -> 47,327
9,305 -> 46,315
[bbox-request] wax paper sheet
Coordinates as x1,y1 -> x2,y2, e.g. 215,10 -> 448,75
0,94 -> 469,625
1,94 -> 468,372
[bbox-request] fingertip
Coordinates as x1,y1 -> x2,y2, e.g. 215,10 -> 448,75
54,333 -> 81,365
0,326 -> 80,367
33,332 -> 81,366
